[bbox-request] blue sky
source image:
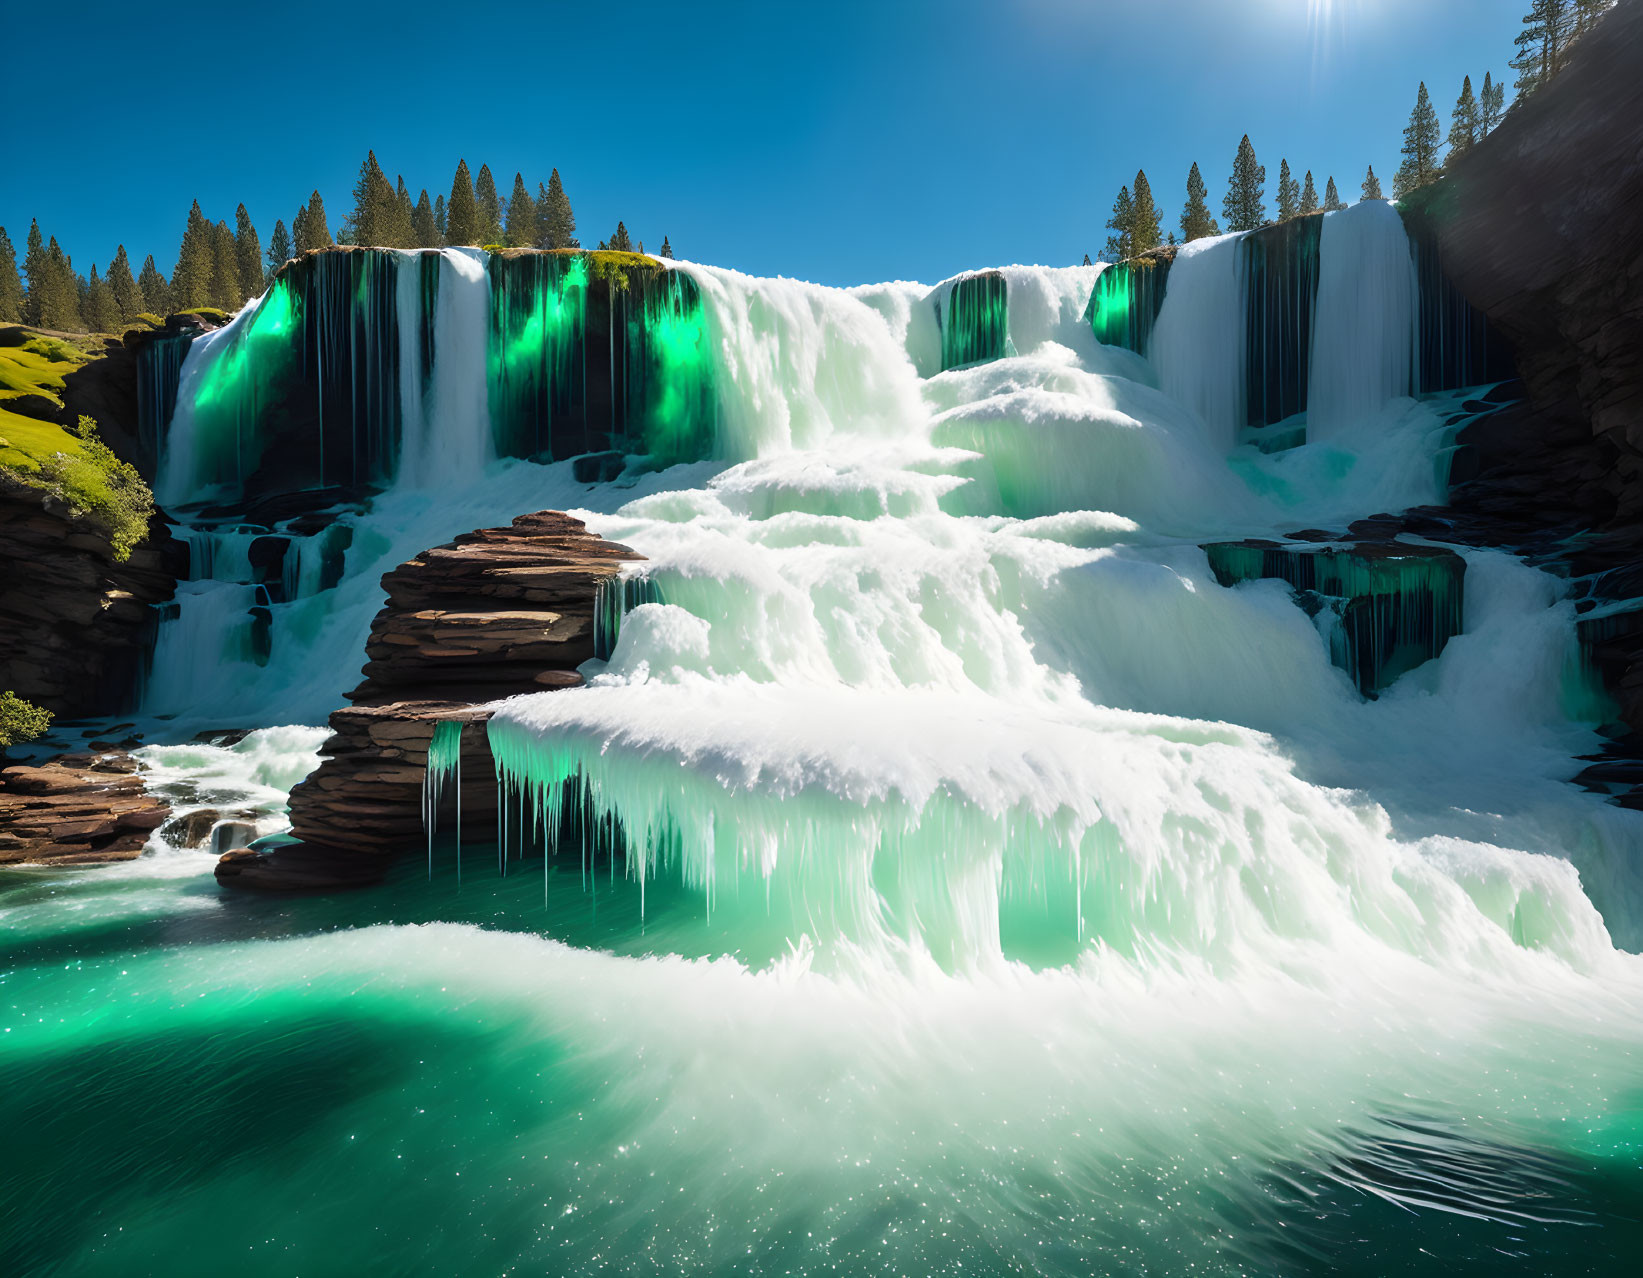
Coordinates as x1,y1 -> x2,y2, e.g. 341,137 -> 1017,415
7,0 -> 1516,287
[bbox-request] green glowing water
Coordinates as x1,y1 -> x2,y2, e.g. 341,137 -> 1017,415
3,850 -> 1641,1277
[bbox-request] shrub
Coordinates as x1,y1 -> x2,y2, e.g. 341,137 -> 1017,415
35,416 -> 155,561
0,690 -> 52,750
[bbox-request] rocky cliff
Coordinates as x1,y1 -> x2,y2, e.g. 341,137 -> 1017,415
218,510 -> 641,890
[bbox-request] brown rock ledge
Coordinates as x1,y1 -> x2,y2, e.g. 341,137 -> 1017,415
217,510 -> 642,891
0,751 -> 170,864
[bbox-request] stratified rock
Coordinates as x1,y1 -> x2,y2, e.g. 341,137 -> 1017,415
219,511 -> 641,890
0,751 -> 170,864
0,471 -> 181,720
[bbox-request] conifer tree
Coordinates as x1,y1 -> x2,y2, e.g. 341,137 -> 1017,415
292,192 -> 332,255
107,245 -> 142,321
235,204 -> 264,299
1447,76 -> 1480,164
344,151 -> 397,246
1300,171 -> 1319,216
1179,162 -> 1220,242
267,219 -> 293,275
388,177 -> 415,248
210,220 -> 241,309
83,265 -> 121,332
1361,166 -> 1384,200
1222,135 -> 1267,232
604,221 -> 634,253
539,169 -> 577,249
445,160 -> 478,246
1393,82 -> 1443,198
1102,185 -> 1135,262
137,254 -> 169,316
1130,170 -> 1163,255
22,220 -> 46,326
1512,1 -> 1573,102
434,194 -> 447,240
1323,176 -> 1347,211
505,173 -> 536,248
1277,159 -> 1301,221
474,164 -> 503,246
0,227 -> 23,323
41,238 -> 81,331
1480,72 -> 1505,135
661,236 -> 674,259
172,201 -> 215,310
412,191 -> 439,248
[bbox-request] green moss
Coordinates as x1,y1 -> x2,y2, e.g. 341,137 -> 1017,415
177,306 -> 232,323
0,690 -> 52,750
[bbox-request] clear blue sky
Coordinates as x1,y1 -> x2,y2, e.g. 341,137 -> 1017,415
6,0 -> 1517,288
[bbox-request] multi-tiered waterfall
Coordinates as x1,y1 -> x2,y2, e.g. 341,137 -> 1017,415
24,211 -> 1636,1275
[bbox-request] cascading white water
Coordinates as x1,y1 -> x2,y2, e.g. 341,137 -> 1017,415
1309,199 -> 1420,437
397,249 -> 493,489
1148,231 -> 1246,448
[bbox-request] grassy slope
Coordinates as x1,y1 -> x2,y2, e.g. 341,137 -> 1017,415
0,335 -> 93,477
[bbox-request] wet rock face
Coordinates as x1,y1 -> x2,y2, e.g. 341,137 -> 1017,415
1412,1 -> 1643,510
221,511 -> 641,890
0,472 -> 181,719
0,751 -> 169,864
1203,538 -> 1467,697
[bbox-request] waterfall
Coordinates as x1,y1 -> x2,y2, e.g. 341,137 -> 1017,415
1148,232 -> 1247,448
398,249 -> 491,489
1308,200 -> 1419,438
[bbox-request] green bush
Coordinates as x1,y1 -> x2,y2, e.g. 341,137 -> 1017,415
0,690 -> 52,750
35,416 -> 154,561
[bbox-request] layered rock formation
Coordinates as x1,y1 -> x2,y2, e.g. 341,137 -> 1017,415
0,751 -> 169,864
0,471 -> 180,719
218,511 -> 641,890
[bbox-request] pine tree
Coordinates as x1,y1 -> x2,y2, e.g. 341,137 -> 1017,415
83,264 -> 120,332
172,201 -> 215,310
395,178 -> 416,246
1361,166 -> 1384,200
107,245 -> 142,321
539,168 -> 577,249
1222,135 -> 1267,232
605,221 -> 634,253
474,164 -> 503,246
234,204 -> 264,299
343,151 -> 398,246
445,160 -> 478,246
137,254 -> 169,316
1323,176 -> 1347,211
41,238 -> 80,331
1446,76 -> 1480,165
412,190 -> 439,248
1277,159 -> 1301,221
1130,170 -> 1163,255
1299,171 -> 1319,216
1102,185 -> 1135,261
1393,82 -> 1443,198
21,220 -> 46,325
1179,162 -> 1220,242
1480,72 -> 1505,135
0,227 -> 24,323
267,219 -> 293,275
505,173 -> 536,248
433,193 -> 447,240
660,236 -> 674,259
293,191 -> 332,255
210,220 -> 240,309
1512,1 -> 1574,101
1082,253 -> 1092,266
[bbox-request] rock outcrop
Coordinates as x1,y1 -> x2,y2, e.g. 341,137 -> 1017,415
0,471 -> 180,719
217,511 -> 641,890
0,751 -> 169,864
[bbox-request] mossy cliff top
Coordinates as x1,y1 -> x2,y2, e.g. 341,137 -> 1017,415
271,245 -> 668,290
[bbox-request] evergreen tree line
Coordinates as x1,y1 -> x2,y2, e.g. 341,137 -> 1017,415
1,154 -> 677,332
1095,0 -> 1614,262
